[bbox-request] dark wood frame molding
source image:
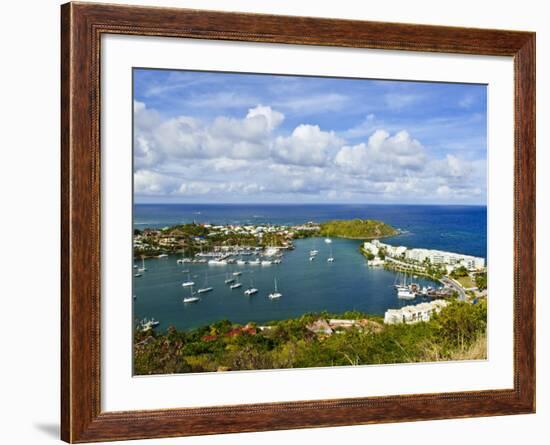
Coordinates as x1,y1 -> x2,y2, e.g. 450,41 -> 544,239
61,2 -> 536,442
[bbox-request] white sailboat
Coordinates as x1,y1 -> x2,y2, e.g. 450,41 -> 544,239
183,297 -> 200,303
182,272 -> 195,287
224,273 -> 235,284
327,245 -> 335,262
230,282 -> 242,289
396,273 -> 416,299
183,286 -> 200,303
137,257 -> 147,272
197,271 -> 213,294
309,240 -> 319,256
244,276 -> 258,296
208,259 -> 227,265
268,278 -> 282,300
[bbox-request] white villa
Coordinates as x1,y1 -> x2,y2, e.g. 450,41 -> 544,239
384,300 -> 449,325
364,240 -> 485,271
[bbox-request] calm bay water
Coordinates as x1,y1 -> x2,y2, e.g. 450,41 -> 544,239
133,204 -> 486,331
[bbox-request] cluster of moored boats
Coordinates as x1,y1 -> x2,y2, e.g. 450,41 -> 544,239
308,237 -> 335,262
181,269 -> 282,303
394,273 -> 440,300
176,246 -> 285,266
135,239 -> 335,331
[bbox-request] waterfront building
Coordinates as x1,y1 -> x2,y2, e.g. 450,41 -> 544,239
372,240 -> 485,271
384,300 -> 449,325
367,258 -> 385,267
363,241 -> 379,255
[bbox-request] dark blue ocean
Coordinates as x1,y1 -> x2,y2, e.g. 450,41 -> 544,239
134,204 -> 486,258
133,204 -> 486,331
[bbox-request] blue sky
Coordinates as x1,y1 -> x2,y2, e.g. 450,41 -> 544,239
133,68 -> 487,204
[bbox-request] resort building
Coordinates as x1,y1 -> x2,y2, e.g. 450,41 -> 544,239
363,241 -> 379,255
384,300 -> 449,325
370,240 -> 485,271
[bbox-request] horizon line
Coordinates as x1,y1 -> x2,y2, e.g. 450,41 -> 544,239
134,202 -> 487,207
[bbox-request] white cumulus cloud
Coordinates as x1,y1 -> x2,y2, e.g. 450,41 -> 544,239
335,129 -> 426,176
273,124 -> 343,166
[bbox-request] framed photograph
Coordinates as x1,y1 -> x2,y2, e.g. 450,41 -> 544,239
61,2 -> 535,442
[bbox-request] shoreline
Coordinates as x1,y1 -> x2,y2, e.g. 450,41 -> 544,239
133,219 -> 399,259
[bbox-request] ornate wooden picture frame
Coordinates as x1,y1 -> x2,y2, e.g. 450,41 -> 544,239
61,2 -> 535,442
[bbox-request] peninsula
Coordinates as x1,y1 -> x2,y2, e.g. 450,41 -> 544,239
319,219 -> 398,239
134,219 -> 398,259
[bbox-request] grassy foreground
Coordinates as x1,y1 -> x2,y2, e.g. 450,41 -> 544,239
134,300 -> 487,375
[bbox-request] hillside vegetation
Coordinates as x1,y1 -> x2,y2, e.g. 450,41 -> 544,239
134,300 -> 487,375
319,219 -> 398,239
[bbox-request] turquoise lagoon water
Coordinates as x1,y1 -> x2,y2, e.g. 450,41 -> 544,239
133,204 -> 486,331
134,237 -> 438,331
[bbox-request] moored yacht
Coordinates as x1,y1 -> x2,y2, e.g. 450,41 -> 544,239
397,288 -> 416,299
183,296 -> 200,303
327,245 -> 335,262
182,272 -> 195,287
183,286 -> 200,303
197,271 -> 214,293
244,276 -> 258,295
208,259 -> 227,265
396,273 -> 416,299
268,278 -> 282,300
137,257 -> 147,272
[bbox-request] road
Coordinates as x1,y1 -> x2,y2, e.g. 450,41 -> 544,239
440,277 -> 467,302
